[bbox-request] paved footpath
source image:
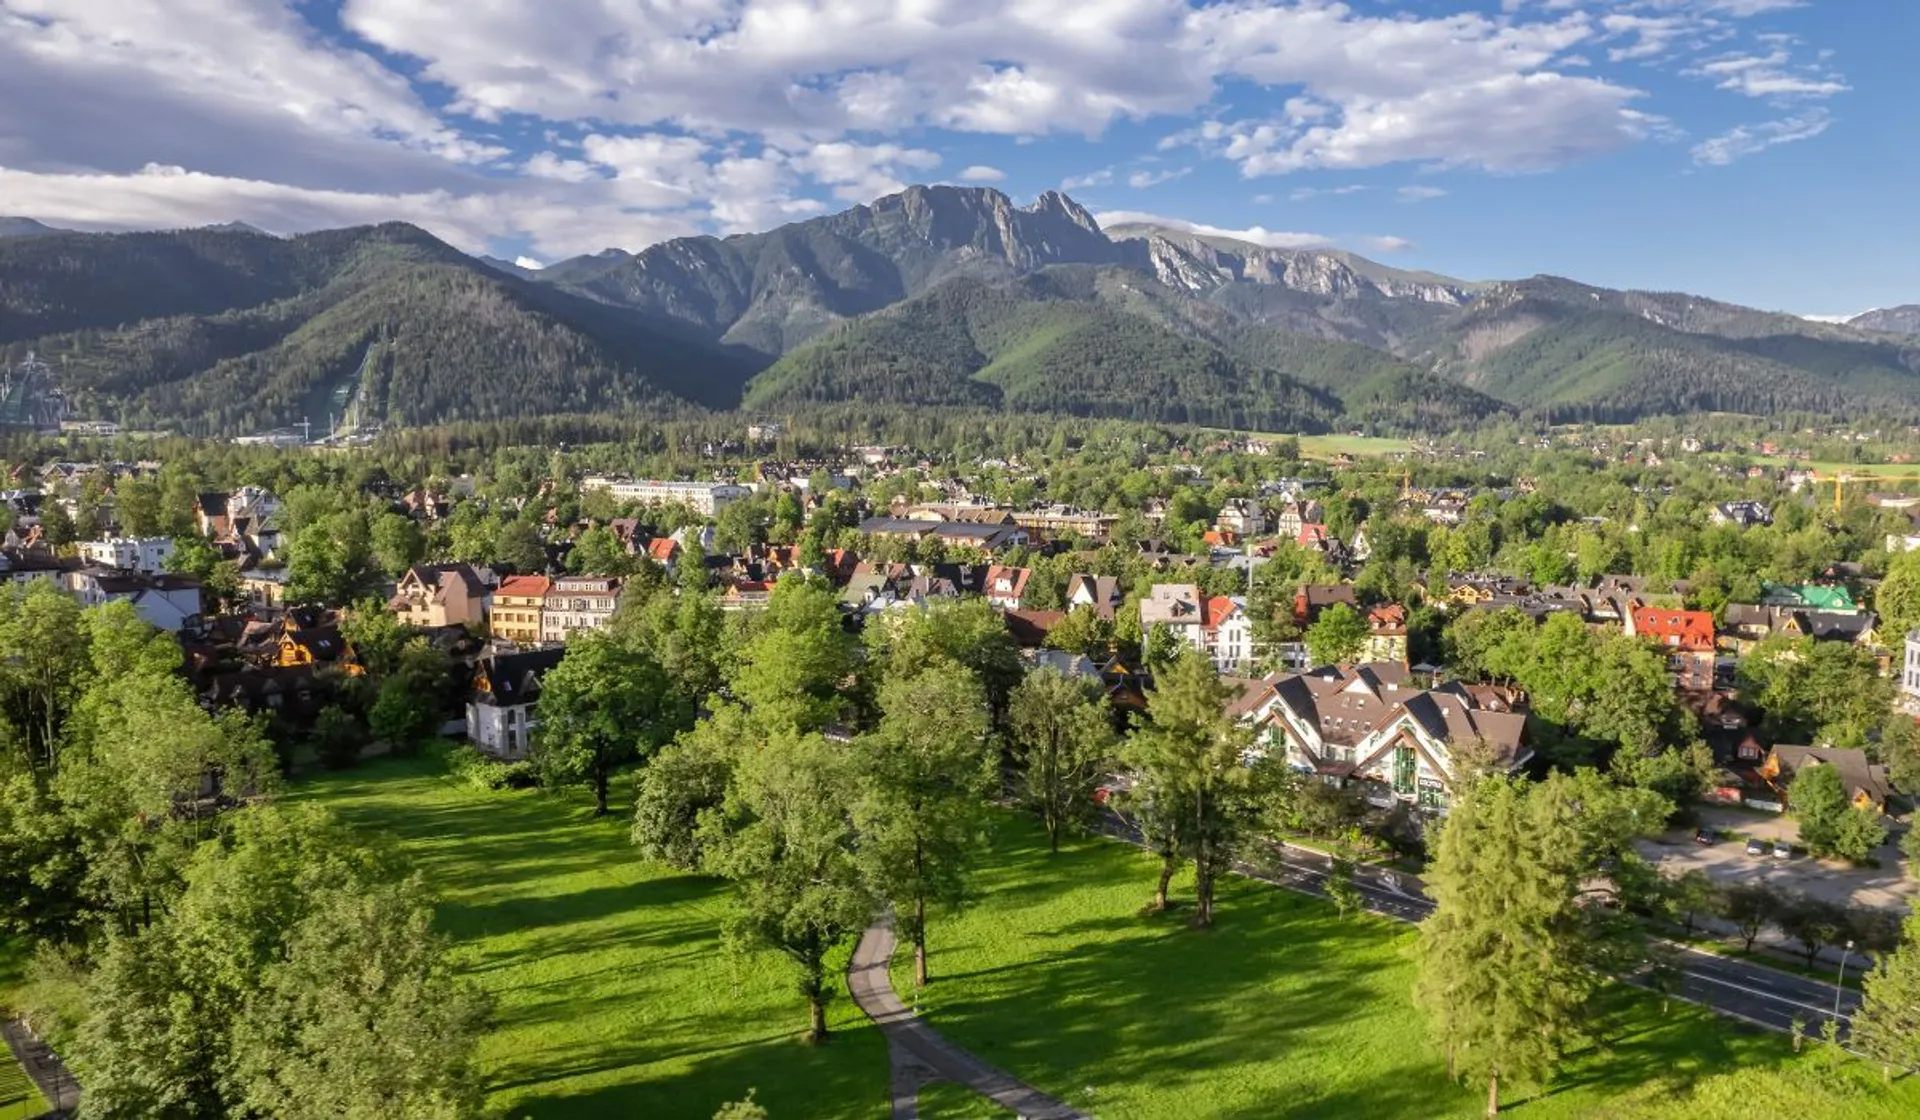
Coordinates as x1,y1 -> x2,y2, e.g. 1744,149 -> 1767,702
3,1016 -> 79,1116
847,916 -> 1089,1120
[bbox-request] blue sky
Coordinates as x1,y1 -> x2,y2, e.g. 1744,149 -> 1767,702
0,0 -> 1904,314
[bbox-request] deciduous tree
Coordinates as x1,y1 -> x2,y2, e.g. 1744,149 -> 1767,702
1852,914 -> 1920,1081
854,665 -> 993,987
534,632 -> 682,815
1007,669 -> 1117,852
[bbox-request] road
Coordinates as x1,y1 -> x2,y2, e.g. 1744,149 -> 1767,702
1233,836 -> 1860,1040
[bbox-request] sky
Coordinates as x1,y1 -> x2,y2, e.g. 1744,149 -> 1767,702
0,0 -> 1908,315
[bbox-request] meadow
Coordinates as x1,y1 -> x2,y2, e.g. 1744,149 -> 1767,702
302,756 -> 890,1120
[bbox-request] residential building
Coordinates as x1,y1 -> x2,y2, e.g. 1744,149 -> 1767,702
0,547 -> 75,586
1010,505 -> 1120,543
1217,498 -> 1266,538
1363,604 -> 1409,664
541,576 -> 623,644
1721,604 -> 1877,653
984,565 -> 1031,610
1293,584 -> 1356,628
78,536 -> 174,575
65,568 -> 201,632
239,569 -> 288,610
1710,500 -> 1774,528
1274,499 -> 1323,540
1628,607 -> 1717,691
1203,596 -> 1254,672
1139,583 -> 1204,652
491,575 -> 551,645
467,648 -> 566,760
1759,582 -> 1858,613
1761,745 -> 1894,814
856,516 -> 1027,552
1065,573 -> 1123,619
389,563 -> 488,629
578,476 -> 752,515
1232,662 -> 1531,814
1905,630 -> 1920,707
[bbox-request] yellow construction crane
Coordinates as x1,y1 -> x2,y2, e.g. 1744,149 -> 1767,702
1835,471 -> 1852,514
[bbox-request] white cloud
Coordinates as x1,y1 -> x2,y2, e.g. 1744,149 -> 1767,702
1093,209 -> 1331,249
1687,49 -> 1847,98
957,165 -> 1006,181
513,255 -> 544,270
1364,235 -> 1415,253
1289,184 -> 1369,201
1690,109 -> 1830,165
1398,185 -> 1448,201
1127,167 -> 1190,189
1061,168 -> 1116,190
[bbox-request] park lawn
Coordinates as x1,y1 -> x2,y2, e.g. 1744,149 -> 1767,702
898,817 -> 1920,1120
300,755 -> 889,1120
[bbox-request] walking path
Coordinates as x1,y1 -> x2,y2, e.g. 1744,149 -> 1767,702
2,1016 -> 78,1116
847,916 -> 1089,1120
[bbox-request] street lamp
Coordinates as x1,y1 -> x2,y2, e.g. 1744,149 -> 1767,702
1832,939 -> 1855,1025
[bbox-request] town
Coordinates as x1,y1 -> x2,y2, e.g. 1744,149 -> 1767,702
0,413 -> 1917,1119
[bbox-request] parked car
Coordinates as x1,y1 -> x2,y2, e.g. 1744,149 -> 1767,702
1773,839 -> 1793,860
1745,837 -> 1767,856
1693,827 -> 1717,845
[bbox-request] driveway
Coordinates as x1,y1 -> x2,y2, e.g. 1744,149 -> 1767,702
1634,806 -> 1918,912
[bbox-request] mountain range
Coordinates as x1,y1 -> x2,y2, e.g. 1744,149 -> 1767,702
3,186 -> 1918,435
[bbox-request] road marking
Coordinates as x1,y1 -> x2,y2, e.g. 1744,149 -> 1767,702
1681,969 -> 1853,1020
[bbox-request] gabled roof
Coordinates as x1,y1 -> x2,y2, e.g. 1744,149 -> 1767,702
496,574 -> 552,599
1203,595 -> 1242,631
1631,607 -> 1715,652
474,647 -> 566,706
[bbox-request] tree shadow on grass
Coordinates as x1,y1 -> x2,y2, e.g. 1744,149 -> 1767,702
501,1021 -> 891,1120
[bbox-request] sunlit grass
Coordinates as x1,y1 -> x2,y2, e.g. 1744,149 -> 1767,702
899,816 -> 1920,1120
302,756 -> 889,1120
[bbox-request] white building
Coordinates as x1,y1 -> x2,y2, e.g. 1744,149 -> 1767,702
540,576 -> 623,644
78,536 -> 175,575
1138,583 -> 1254,672
579,476 -> 752,515
467,648 -> 565,759
65,569 -> 201,632
1903,630 -> 1920,708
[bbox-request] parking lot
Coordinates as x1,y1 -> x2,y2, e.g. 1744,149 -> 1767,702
1633,805 -> 1919,912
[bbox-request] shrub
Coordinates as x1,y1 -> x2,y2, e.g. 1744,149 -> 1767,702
439,743 -> 539,792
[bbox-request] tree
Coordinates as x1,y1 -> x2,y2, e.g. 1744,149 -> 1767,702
1828,805 -> 1891,865
700,732 -> 874,1042
1123,649 -> 1256,928
1875,548 -> 1920,641
1790,763 -> 1857,859
568,525 -> 633,576
1776,892 -> 1848,968
534,633 -> 681,815
1852,914 -> 1920,1081
1304,601 -> 1368,667
731,577 -> 854,736
1415,776 -> 1610,1116
1664,869 -> 1721,939
1721,881 -> 1780,952
1007,669 -> 1117,853
631,706 -> 742,872
491,519 -> 547,574
866,598 -> 1023,726
1045,604 -> 1112,655
854,665 -> 994,988
1326,857 -> 1363,919
368,638 -> 451,757
611,585 -> 727,713
114,477 -> 164,537
39,501 -> 76,549
340,600 -> 410,681
309,705 -> 363,770
369,511 -> 426,578
70,804 -> 489,1119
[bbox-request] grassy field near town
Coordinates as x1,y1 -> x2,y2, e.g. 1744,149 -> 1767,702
301,755 -> 889,1120
1293,433 -> 1414,459
896,817 -> 1920,1120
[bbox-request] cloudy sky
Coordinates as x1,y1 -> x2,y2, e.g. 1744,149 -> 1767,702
0,0 -> 1905,313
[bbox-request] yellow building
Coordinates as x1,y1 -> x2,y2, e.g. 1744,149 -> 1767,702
490,575 -> 551,645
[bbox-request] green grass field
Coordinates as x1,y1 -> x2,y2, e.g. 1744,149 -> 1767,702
896,818 -> 1920,1120
301,756 -> 889,1120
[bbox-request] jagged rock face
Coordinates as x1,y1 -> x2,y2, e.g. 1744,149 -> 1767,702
1124,230 -> 1468,305
1851,306 -> 1920,335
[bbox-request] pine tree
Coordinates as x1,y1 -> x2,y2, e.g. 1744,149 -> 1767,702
1852,914 -> 1920,1081
1414,776 -> 1594,1116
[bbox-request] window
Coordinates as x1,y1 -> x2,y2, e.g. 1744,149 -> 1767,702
1393,747 -> 1416,795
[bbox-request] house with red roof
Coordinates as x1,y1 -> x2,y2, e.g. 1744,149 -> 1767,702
985,565 -> 1031,610
1628,606 -> 1716,691
1363,604 -> 1409,664
645,537 -> 681,566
